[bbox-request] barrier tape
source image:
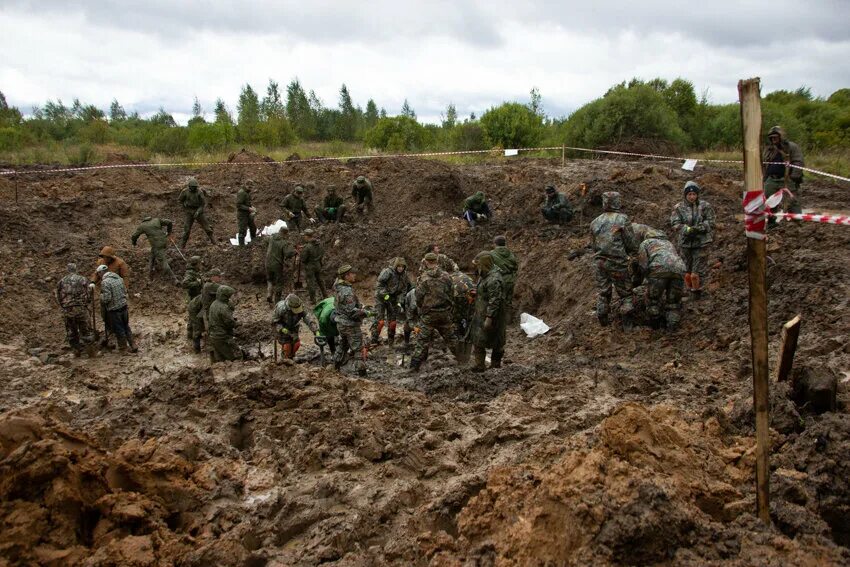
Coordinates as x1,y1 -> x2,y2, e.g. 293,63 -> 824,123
1,143 -> 847,185
743,189 -> 790,240
771,212 -> 850,226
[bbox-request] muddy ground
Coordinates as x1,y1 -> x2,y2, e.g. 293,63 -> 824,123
0,151 -> 848,566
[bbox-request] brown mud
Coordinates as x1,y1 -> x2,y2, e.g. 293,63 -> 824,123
0,152 -> 849,565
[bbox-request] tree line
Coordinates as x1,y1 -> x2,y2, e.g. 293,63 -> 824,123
0,77 -> 847,159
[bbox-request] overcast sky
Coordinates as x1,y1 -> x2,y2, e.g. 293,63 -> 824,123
2,1 -> 849,124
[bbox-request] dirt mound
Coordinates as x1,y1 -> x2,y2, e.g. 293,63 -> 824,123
226,149 -> 275,163
427,403 -> 846,565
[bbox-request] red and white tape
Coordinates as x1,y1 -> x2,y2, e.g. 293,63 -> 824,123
743,188 -> 790,239
771,212 -> 850,226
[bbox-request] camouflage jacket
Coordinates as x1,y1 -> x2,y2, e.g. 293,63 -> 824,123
544,192 -> 573,214
131,218 -> 173,250
463,195 -> 489,214
266,233 -> 296,272
471,269 -> 504,348
590,212 -> 638,261
207,299 -> 234,339
450,271 -> 475,323
491,246 -> 518,289
281,193 -> 308,217
188,294 -> 203,319
272,301 -> 318,336
376,267 -> 411,300
415,268 -> 454,315
182,268 -> 203,300
351,178 -> 373,198
638,237 -> 686,278
763,139 -> 804,182
301,241 -> 324,270
100,271 -> 128,312
670,199 -> 715,249
57,273 -> 91,310
236,189 -> 253,217
333,279 -> 365,326
418,253 -> 458,274
201,282 -> 221,315
179,188 -> 206,211
322,194 -> 344,209
403,288 -> 418,323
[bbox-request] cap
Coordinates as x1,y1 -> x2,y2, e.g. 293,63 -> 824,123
96,264 -> 108,273
423,252 -> 439,262
206,268 -> 222,277
295,185 -> 305,194
303,228 -> 315,236
67,263 -> 77,273
287,294 -> 304,313
337,264 -> 354,276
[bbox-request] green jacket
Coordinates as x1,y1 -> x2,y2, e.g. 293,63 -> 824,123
131,218 -> 173,250
322,194 -> 344,209
313,297 -> 338,339
415,268 -> 453,315
471,268 -> 505,349
282,193 -> 308,217
491,246 -> 518,290
351,178 -> 373,198
301,241 -> 324,270
266,233 -> 296,272
236,189 -> 253,218
179,187 -> 206,212
208,286 -> 235,340
182,268 -> 203,299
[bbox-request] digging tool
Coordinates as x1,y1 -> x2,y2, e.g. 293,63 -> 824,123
169,236 -> 187,262
315,335 -> 327,366
293,248 -> 304,291
89,286 -> 101,343
273,337 -> 278,363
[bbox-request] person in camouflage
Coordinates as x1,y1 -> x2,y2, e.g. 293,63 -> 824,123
131,216 -> 179,284
313,297 -> 339,356
179,177 -> 214,247
351,176 -> 374,214
491,235 -> 517,320
332,264 -> 368,375
470,251 -> 505,371
462,191 -> 491,228
56,263 -> 96,357
590,191 -> 638,327
98,264 -> 137,353
281,185 -> 315,230
182,256 -> 203,300
199,269 -> 224,342
300,229 -> 326,303
208,285 -> 240,362
670,181 -> 715,299
763,125 -> 805,219
266,227 -> 296,304
449,270 -> 475,363
409,253 -> 457,371
272,294 -> 319,360
91,245 -> 130,349
315,186 -> 347,223
636,228 -> 686,331
236,180 -> 257,246
419,244 -> 459,274
541,184 -> 574,224
187,293 -> 204,353
370,257 -> 411,346
401,286 -> 418,351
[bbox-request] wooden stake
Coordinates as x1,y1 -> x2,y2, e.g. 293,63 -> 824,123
739,77 -> 771,525
776,314 -> 802,383
561,144 -> 565,167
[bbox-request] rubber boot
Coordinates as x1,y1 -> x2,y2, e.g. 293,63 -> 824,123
470,346 -> 486,372
372,320 -> 385,345
691,274 -> 702,300
192,336 -> 202,354
409,357 -> 421,373
684,273 -> 694,291
387,321 -> 397,347
126,333 -> 138,353
117,336 -> 128,352
357,346 -> 368,376
238,235 -> 245,247
491,350 -> 503,369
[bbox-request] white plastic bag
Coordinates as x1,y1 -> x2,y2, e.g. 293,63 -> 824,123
229,219 -> 288,246
520,313 -> 550,338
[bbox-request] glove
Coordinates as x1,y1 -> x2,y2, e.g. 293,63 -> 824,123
483,317 -> 494,332
476,213 -> 485,220
309,218 -> 316,224
383,294 -> 390,301
684,226 -> 694,235
88,283 -> 96,290
328,208 -> 336,215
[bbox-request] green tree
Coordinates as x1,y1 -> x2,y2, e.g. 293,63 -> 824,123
442,103 -> 458,129
400,99 -> 416,119
365,116 -> 427,151
237,84 -> 261,143
261,79 -> 285,120
286,79 -> 316,139
480,102 -> 543,148
213,98 -> 235,144
109,99 -> 127,123
364,99 -> 379,129
335,83 -> 358,141
529,87 -> 544,118
188,96 -> 205,127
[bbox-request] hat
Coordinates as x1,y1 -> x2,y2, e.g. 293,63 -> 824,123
683,181 -> 701,196
423,252 -> 439,263
99,246 -> 115,258
188,255 -> 201,266
337,264 -> 354,276
67,263 -> 77,273
286,294 -> 304,313
545,184 -> 556,193
96,264 -> 108,273
356,175 -> 366,183
303,228 -> 315,237
206,268 -> 222,277
493,235 -> 507,246
187,177 -> 199,188
295,185 -> 305,194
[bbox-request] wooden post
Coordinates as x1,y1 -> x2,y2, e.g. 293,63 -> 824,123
561,144 -> 565,167
739,77 -> 771,525
776,315 -> 802,383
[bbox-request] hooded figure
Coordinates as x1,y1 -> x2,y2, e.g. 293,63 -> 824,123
351,175 -> 374,213
669,181 -> 715,298
462,191 -> 491,227
491,235 -> 518,316
207,285 -> 240,361
590,191 -> 638,326
762,125 -> 805,216
178,177 -> 215,247
469,251 -> 505,371
371,256 -> 411,345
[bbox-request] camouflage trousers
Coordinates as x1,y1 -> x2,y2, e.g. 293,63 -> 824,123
63,306 -> 93,350
149,246 -> 176,281
181,209 -> 213,247
237,214 -> 257,245
209,335 -> 240,362
765,176 -> 803,216
334,323 -> 365,372
680,247 -> 709,285
645,275 -> 684,329
412,311 -> 457,364
304,266 -> 326,303
542,207 -> 572,224
266,268 -> 289,298
370,296 -> 402,342
594,258 -> 633,318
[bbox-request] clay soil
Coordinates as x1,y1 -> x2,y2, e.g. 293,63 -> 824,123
0,152 -> 849,566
